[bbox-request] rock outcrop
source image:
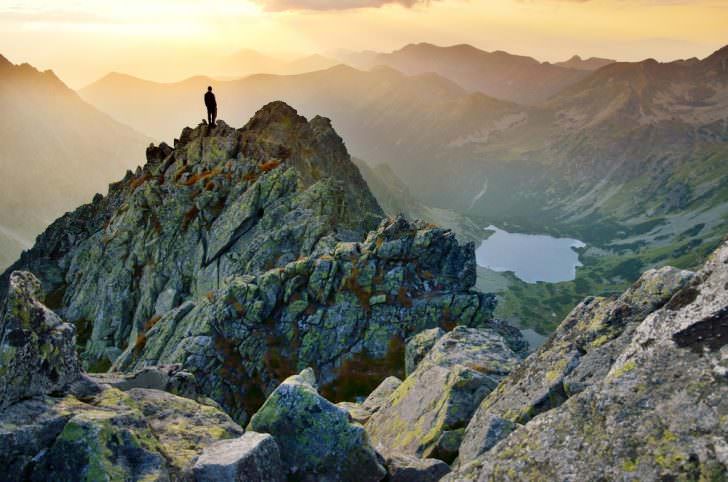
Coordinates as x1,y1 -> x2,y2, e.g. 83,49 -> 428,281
248,368 -> 387,482
383,453 -> 450,482
89,364 -> 203,401
337,375 -> 403,425
366,326 -> 522,463
110,214 -> 511,422
447,241 -> 728,480
1,102 -> 519,424
0,270 -> 246,480
0,271 -> 80,409
193,432 -> 284,482
404,327 -> 444,375
456,265 -> 694,465
2,102 -> 383,371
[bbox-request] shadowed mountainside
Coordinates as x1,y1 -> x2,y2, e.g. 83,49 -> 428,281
0,54 -> 149,269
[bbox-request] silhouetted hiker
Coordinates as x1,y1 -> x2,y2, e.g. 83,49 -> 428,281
204,86 -> 217,127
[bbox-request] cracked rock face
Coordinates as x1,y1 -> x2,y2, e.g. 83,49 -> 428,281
110,214 -> 513,423
0,273 -> 246,480
2,101 -> 384,372
365,326 -> 522,463
0,271 -> 80,409
0,102 -> 520,426
447,241 -> 728,481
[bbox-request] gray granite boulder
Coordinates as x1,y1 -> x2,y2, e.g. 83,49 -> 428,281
456,265 -> 695,466
447,242 -> 728,481
248,368 -> 386,482
366,326 -> 522,462
384,453 -> 450,482
405,327 -> 444,375
0,271 -> 80,410
193,432 -> 284,482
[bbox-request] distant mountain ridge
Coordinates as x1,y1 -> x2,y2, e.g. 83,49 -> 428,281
78,43 -> 728,333
0,55 -> 149,269
340,42 -> 592,105
214,49 -> 340,79
554,54 -> 615,71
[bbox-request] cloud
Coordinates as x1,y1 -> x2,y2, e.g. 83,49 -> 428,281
257,0 -> 436,11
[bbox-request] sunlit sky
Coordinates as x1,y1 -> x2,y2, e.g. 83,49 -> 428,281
1,0 -> 726,88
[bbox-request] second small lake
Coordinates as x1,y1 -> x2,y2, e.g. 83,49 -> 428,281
476,225 -> 586,284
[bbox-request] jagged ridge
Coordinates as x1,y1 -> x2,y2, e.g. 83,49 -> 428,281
1,101 -> 522,423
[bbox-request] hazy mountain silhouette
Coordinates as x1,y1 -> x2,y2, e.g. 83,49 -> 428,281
0,55 -> 148,269
339,43 -> 591,105
214,49 -> 340,79
554,55 -> 615,71
79,46 -> 728,271
80,64 -> 521,155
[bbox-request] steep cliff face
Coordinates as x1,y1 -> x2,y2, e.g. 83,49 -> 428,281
2,102 -> 519,423
3,101 -> 383,369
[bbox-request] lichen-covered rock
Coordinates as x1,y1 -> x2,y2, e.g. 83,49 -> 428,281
248,368 -> 386,482
456,265 -> 695,466
0,102 -> 520,426
112,215 -> 512,423
366,326 -> 522,462
31,389 -> 169,482
338,376 -> 402,424
125,388 -> 244,471
384,453 -> 450,482
192,432 -> 284,482
362,375 -> 402,413
447,242 -> 728,481
405,327 -> 444,375
0,396 -> 81,480
337,401 -> 373,425
0,271 -> 80,410
0,281 -> 244,480
2,385 -> 244,481
89,364 -> 202,400
2,102 -> 383,372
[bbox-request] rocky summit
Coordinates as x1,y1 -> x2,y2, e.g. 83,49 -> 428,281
1,101 -> 726,482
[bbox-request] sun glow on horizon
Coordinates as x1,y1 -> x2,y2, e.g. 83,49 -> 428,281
0,0 -> 726,88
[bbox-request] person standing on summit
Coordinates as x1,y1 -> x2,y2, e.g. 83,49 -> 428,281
204,86 -> 217,126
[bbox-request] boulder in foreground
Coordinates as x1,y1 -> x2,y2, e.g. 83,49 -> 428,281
0,271 -> 80,410
366,326 -> 522,462
248,368 -> 386,482
193,432 -> 284,482
447,242 -> 728,480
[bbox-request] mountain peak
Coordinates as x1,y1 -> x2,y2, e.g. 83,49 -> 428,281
0,54 -> 11,68
244,100 -> 309,131
703,43 -> 728,71
0,100 -> 514,428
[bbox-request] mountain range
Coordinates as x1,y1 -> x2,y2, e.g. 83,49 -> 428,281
213,49 -> 339,79
338,43 -> 596,105
3,42 -> 728,333
0,54 -> 149,269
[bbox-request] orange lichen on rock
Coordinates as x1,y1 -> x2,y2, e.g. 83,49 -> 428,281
259,159 -> 282,172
